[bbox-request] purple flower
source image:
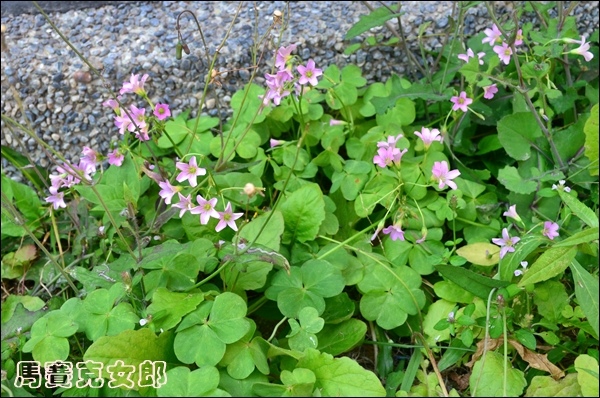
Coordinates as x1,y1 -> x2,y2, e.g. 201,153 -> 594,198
493,42 -> 512,65
482,24 -> 502,46
373,147 -> 407,168
450,91 -> 473,112
120,73 -> 149,95
503,204 -> 522,223
45,186 -> 67,210
108,149 -> 125,167
566,36 -> 594,62
172,193 -> 195,218
175,156 -> 206,187
270,139 -> 284,148
414,127 -> 443,149
483,84 -> 498,99
297,59 -> 322,86
215,202 -> 243,232
80,146 -> 99,174
275,44 -> 297,70
431,161 -> 460,190
190,195 -> 219,225
102,98 -> 120,113
382,225 -> 405,241
158,180 -> 180,205
329,119 -> 345,126
492,228 -> 521,259
377,134 -> 404,149
153,103 -> 171,120
542,221 -> 560,240
515,29 -> 524,46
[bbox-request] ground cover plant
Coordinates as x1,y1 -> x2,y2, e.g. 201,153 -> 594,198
1,1 -> 599,396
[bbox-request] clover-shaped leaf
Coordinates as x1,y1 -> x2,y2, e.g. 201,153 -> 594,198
174,293 -> 251,366
146,288 -> 204,331
157,366 -> 228,397
219,321 -> 270,380
287,307 -> 324,352
358,263 -> 426,330
253,368 -> 317,397
265,259 -> 345,318
22,309 -> 79,364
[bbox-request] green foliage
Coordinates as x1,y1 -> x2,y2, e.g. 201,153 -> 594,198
1,2 -> 598,397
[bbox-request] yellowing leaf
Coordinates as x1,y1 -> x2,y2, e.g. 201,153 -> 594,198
456,242 -> 500,266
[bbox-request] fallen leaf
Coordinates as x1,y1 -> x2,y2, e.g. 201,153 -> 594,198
508,339 -> 565,380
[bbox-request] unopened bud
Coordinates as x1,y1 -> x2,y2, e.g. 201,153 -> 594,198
176,42 -> 183,60
182,43 -> 190,55
121,271 -> 132,286
244,183 -> 257,197
273,10 -> 283,24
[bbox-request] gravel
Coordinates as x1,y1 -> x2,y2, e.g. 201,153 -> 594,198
1,1 -> 598,182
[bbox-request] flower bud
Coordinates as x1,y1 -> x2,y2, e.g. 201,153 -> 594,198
176,42 -> 183,60
182,43 -> 190,55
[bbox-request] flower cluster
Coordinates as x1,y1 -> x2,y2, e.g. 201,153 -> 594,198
480,24 -> 524,65
45,147 -> 100,210
373,133 -> 407,168
260,44 -> 323,107
103,73 -> 171,142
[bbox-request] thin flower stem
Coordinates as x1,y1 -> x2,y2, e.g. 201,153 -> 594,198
268,316 -> 288,343
1,192 -> 79,295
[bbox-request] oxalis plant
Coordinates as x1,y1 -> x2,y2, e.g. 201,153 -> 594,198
1,1 -> 599,397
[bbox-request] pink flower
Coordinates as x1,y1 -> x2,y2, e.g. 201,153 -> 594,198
127,104 -> 149,140
297,59 -> 322,86
457,48 -> 486,65
114,113 -> 132,136
377,134 -> 404,149
158,180 -> 180,205
542,221 -> 560,240
483,84 -> 498,99
414,127 -> 443,149
482,24 -> 503,46
514,29 -> 524,46
190,195 -> 220,225
45,186 -> 67,210
261,70 -> 293,106
175,156 -> 206,187
270,139 -> 284,148
431,161 -> 460,190
329,119 -> 345,126
493,42 -> 512,65
503,204 -> 522,223
215,202 -> 243,232
102,98 -> 120,113
566,36 -> 594,62
492,228 -> 520,259
80,146 -> 99,174
172,193 -> 195,218
382,225 -> 405,241
373,147 -> 407,168
275,44 -> 297,70
120,73 -> 149,95
450,91 -> 473,112
153,103 -> 171,120
108,149 -> 125,167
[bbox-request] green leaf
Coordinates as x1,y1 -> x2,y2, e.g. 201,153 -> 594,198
1,295 -> 45,324
570,260 -> 599,339
288,307 -> 323,352
253,368 -> 316,397
557,190 -> 599,228
238,210 -> 284,251
317,319 -> 367,356
281,184 -> 326,243
574,354 -> 599,397
146,288 -> 204,331
435,265 -> 510,300
358,263 -> 426,330
455,242 -> 500,266
498,112 -> 542,160
83,328 -> 176,390
296,348 -> 386,396
583,103 -> 599,176
158,366 -> 225,397
497,166 -> 538,194
498,235 -> 546,281
553,227 -> 599,247
345,7 -> 402,40
518,246 -> 577,287
265,259 -> 345,318
220,329 -> 270,380
470,351 -> 527,397
525,374 -> 581,397
433,280 -> 475,303
515,329 -> 537,350
22,311 -> 78,364
533,281 -> 569,324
